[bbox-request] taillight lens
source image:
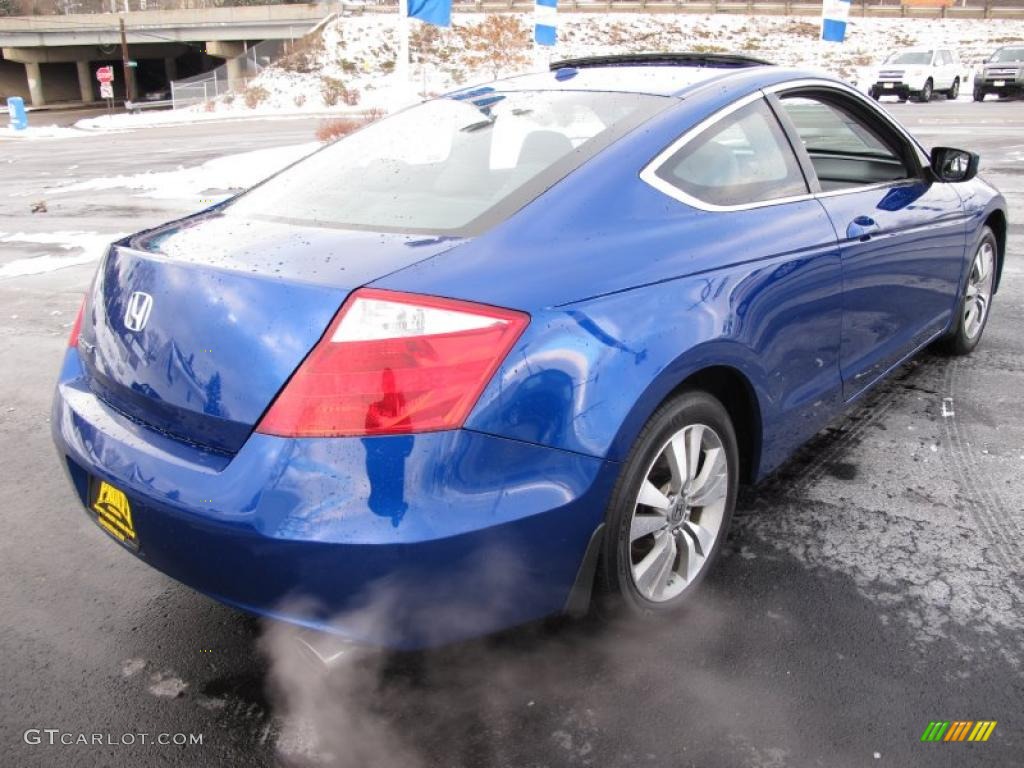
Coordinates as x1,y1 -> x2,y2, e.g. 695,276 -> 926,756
256,288 -> 529,437
68,296 -> 86,348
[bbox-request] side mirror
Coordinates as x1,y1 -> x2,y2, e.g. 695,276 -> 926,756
930,147 -> 979,183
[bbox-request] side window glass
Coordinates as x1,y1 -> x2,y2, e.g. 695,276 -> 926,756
652,98 -> 808,207
779,95 -> 914,191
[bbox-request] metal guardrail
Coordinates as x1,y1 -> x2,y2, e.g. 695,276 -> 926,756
125,98 -> 174,110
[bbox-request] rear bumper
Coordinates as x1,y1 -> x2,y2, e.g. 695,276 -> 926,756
871,81 -> 912,98
52,349 -> 615,649
974,80 -> 1024,97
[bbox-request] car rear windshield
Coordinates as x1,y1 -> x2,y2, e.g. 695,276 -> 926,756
885,52 -> 932,65
225,90 -> 670,236
991,47 -> 1024,63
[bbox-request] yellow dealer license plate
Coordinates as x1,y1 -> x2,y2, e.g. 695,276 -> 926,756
91,480 -> 138,550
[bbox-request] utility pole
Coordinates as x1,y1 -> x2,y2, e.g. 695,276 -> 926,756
119,16 -> 134,107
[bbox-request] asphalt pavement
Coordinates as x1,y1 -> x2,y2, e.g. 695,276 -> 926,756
0,99 -> 1022,768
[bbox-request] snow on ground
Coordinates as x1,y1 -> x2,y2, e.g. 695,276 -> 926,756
0,231 -> 127,278
71,108 -> 351,133
54,142 -> 321,201
2,142 -> 318,278
1,124 -> 91,141
65,12 -> 1024,130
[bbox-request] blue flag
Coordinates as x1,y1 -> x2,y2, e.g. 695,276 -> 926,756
535,0 -> 558,47
820,0 -> 851,43
407,0 -> 451,28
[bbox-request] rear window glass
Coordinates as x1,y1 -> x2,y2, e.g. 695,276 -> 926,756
225,90 -> 669,235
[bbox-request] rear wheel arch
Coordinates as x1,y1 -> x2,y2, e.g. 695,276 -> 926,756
672,366 -> 762,485
616,364 -> 763,485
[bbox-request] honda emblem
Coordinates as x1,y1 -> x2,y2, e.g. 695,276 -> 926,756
124,291 -> 153,332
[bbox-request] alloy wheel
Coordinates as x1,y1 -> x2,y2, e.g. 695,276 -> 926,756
964,240 -> 996,340
628,424 -> 728,602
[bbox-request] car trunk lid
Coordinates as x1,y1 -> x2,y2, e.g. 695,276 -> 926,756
78,212 -> 464,454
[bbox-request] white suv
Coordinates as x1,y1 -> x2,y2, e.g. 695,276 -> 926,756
869,48 -> 963,102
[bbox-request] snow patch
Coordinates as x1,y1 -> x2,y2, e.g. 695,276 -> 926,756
148,672 -> 189,698
55,142 -> 321,201
1,124 -> 86,140
121,658 -> 146,678
0,231 -> 125,279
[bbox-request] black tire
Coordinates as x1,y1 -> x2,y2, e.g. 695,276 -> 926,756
898,94 -> 909,103
595,390 -> 739,618
916,79 -> 934,102
870,88 -> 880,101
937,226 -> 998,356
947,78 -> 960,100
973,87 -> 985,102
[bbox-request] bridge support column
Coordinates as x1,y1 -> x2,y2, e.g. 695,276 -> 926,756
25,61 -> 44,107
226,56 -> 245,89
206,40 -> 246,90
164,57 -> 177,84
76,60 -> 93,103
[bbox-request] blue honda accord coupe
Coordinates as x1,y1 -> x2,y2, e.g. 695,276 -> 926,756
53,54 -> 1007,648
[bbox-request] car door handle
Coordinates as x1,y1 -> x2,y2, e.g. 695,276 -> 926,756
847,216 -> 881,241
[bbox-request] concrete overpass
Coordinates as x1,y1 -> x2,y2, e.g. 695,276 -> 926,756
0,4 -> 327,107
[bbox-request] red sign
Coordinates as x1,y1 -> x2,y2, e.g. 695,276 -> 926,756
96,66 -> 114,84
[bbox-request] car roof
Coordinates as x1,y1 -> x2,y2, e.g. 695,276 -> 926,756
479,65 -> 734,97
446,56 -> 829,100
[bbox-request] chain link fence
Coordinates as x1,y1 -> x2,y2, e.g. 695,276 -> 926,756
170,36 -> 291,107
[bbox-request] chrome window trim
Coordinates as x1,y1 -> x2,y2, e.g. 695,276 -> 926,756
639,77 -> 930,214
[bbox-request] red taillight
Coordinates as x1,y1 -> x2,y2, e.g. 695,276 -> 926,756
256,289 -> 529,437
68,296 -> 86,348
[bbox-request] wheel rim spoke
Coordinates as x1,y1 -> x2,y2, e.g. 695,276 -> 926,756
665,434 -> 687,492
631,512 -> 667,542
975,295 -> 988,321
683,520 -> 714,556
677,528 -> 703,582
634,531 -> 675,598
964,303 -> 978,333
638,480 -> 671,511
688,447 -> 726,507
686,425 -> 704,482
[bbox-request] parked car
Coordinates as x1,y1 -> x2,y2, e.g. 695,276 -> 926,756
974,45 -> 1024,101
869,47 -> 963,102
52,54 -> 1007,649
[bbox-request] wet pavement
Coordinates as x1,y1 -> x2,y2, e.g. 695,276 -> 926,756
1,101 -> 1022,767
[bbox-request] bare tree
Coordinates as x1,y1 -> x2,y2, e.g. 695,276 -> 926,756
458,14 -> 531,81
